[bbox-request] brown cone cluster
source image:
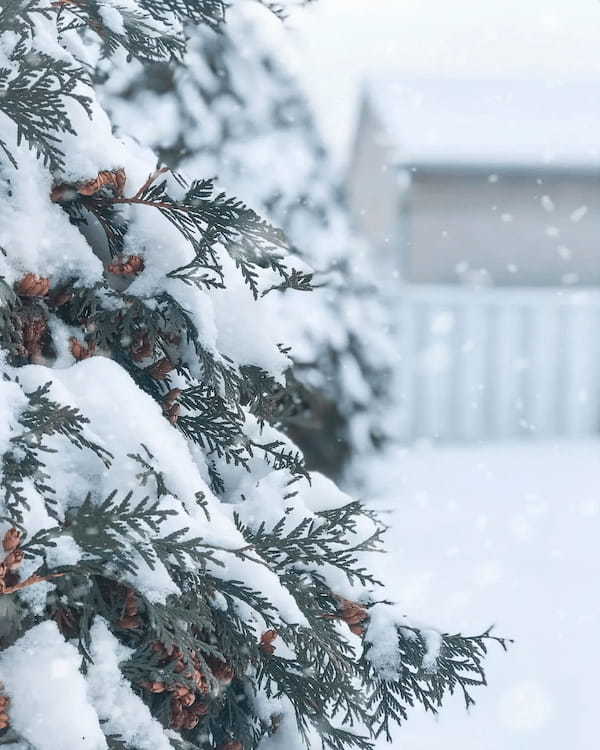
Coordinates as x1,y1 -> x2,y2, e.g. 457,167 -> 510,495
0,526 -> 64,595
0,527 -> 23,594
13,275 -> 52,362
16,273 -> 50,297
162,388 -> 182,425
0,686 -> 10,730
22,316 -> 48,362
69,336 -> 96,361
337,598 -> 369,637
131,332 -> 153,361
78,168 -> 126,197
259,629 -> 278,655
205,655 -> 234,686
51,168 -> 126,202
51,288 -> 73,308
107,255 -> 145,276
116,588 -> 142,630
142,641 -> 221,731
149,357 -> 175,380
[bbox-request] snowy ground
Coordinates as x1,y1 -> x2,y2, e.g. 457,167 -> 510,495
353,440 -> 600,750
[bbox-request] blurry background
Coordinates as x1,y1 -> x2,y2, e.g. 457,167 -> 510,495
285,2 -> 600,749
290,0 -> 600,446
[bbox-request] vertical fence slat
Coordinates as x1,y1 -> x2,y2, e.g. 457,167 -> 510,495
394,285 -> 600,443
527,301 -> 560,436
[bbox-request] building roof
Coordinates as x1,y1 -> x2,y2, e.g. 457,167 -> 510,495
365,77 -> 600,171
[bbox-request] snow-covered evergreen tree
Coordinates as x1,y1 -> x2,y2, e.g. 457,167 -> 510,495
100,0 -> 398,477
0,2 -> 505,749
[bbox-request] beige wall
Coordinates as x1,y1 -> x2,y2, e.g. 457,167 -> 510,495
405,170 -> 600,285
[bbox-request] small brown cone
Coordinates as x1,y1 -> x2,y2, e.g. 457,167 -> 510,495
16,273 -> 50,297
22,317 -> 47,361
107,254 -> 145,275
131,334 -> 153,361
164,403 -> 181,425
182,712 -> 200,730
116,615 -> 141,630
5,548 -> 24,572
142,681 -> 167,694
52,289 -> 73,307
70,337 -> 96,361
149,357 -> 175,380
338,598 -> 368,627
78,168 -> 126,197
163,388 -> 182,406
260,629 -> 278,655
124,588 -> 139,617
2,528 -> 21,553
181,691 -> 196,707
190,701 -> 209,716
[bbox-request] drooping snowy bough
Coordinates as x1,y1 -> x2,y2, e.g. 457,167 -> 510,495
0,3 -> 506,750
100,0 -> 399,477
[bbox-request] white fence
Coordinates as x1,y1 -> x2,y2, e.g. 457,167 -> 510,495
392,284 -> 600,442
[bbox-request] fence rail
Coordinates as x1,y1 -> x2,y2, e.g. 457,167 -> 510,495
392,284 -> 600,442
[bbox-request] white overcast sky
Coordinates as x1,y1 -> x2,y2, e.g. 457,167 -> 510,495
287,0 -> 600,163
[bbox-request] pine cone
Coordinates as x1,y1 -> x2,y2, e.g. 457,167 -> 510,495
123,588 -> 139,617
5,549 -> 24,572
218,741 -> 243,750
181,691 -> 196,707
2,528 -> 21,553
149,357 -> 175,380
107,255 -> 145,275
51,289 -> 73,307
16,273 -> 50,297
338,598 -> 368,627
170,711 -> 185,730
208,658 -> 234,684
69,337 -> 96,361
22,317 -> 47,360
259,629 -> 278,655
0,692 -> 9,730
162,389 -> 182,424
182,713 -> 200,730
171,684 -> 191,699
164,402 -> 181,425
349,624 -> 365,636
190,701 -> 209,717
151,641 -> 169,657
116,615 -> 141,630
142,681 -> 167,694
78,168 -> 126,197
193,669 -> 209,693
131,333 -> 153,361
163,388 -> 182,405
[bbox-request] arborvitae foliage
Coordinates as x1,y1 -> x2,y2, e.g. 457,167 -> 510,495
102,1 -> 397,477
0,3 -> 506,750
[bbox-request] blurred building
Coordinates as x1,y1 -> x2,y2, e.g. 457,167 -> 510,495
347,78 -> 600,442
349,78 -> 600,286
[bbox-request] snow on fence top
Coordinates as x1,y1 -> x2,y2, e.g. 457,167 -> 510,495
364,77 -> 600,171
